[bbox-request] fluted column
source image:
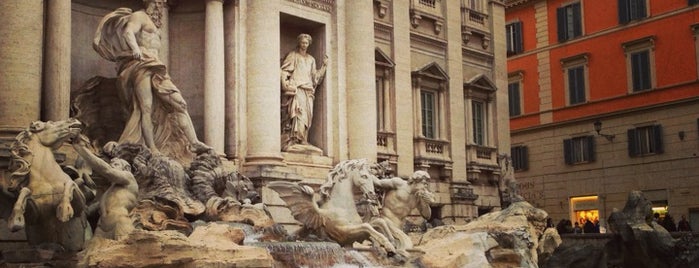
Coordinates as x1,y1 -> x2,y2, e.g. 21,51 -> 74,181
0,0 -> 44,138
244,0 -> 283,165
345,0 -> 377,160
43,0 -> 71,121
204,0 -> 226,153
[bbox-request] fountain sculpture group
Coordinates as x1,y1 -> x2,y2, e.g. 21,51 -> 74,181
0,2 -> 568,267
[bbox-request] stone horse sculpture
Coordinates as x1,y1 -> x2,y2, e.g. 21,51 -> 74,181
5,119 -> 89,251
268,159 -> 397,256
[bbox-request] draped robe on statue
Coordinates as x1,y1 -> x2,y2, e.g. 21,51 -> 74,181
93,8 -> 190,162
280,50 -> 324,153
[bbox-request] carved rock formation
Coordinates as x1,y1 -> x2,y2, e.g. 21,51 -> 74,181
417,201 -> 556,268
78,223 -> 274,268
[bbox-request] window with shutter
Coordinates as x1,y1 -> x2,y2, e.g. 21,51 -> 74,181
506,22 -> 523,56
508,82 -> 521,117
564,136 -> 595,165
511,146 -> 529,171
619,0 -> 647,24
628,125 -> 663,156
622,36 -> 655,93
631,50 -> 651,92
557,2 -> 582,42
561,53 -> 589,106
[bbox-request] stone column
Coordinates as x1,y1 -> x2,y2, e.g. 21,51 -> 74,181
43,0 -> 71,121
393,0 -> 414,176
204,0 -> 226,153
0,0 -> 44,138
160,2 -> 170,67
244,0 -> 284,165
345,0 -> 377,160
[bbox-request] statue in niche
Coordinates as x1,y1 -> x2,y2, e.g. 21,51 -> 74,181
71,135 -> 138,241
280,33 -> 328,154
92,0 -> 211,162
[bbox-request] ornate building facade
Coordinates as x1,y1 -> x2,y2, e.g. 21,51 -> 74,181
506,0 -> 699,231
0,0 -> 509,234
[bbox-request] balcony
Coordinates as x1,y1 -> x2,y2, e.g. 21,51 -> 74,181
466,144 -> 497,165
461,7 -> 490,48
410,0 -> 445,34
414,137 -> 451,164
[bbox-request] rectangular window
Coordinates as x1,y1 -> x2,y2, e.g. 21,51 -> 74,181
421,90 -> 436,139
631,50 -> 652,92
511,146 -> 529,171
472,100 -> 485,145
628,125 -> 663,156
508,82 -> 522,116
568,66 -> 586,104
557,2 -> 582,42
564,136 -> 595,164
506,22 -> 524,56
691,0 -> 699,6
376,76 -> 384,131
619,0 -> 647,24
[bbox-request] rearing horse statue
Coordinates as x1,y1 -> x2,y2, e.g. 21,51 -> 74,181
267,159 -> 397,256
4,119 -> 89,251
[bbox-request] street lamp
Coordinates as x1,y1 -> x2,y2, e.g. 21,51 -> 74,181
593,120 -> 615,142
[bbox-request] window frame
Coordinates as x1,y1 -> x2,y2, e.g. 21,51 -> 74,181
421,89 -> 438,139
618,0 -> 648,24
507,71 -> 524,117
506,21 -> 524,56
561,53 -> 589,106
472,100 -> 486,146
628,124 -> 663,157
564,135 -> 596,165
622,36 -> 656,93
556,2 -> 583,42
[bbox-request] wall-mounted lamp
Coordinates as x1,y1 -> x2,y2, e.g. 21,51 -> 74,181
593,120 -> 615,142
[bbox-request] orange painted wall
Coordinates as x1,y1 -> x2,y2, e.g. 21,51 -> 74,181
505,3 -> 537,53
508,1 -> 699,130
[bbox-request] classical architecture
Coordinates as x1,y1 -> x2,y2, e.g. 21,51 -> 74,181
0,0 -> 509,237
506,0 -> 699,231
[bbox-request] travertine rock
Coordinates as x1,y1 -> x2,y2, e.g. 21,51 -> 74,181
79,225 -> 273,268
417,201 -> 552,268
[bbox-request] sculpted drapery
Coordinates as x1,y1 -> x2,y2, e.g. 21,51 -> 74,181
280,34 -> 327,153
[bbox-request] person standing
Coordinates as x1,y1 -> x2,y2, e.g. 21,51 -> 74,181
677,214 -> 692,232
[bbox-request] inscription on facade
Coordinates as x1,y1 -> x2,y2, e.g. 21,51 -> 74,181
518,181 -> 544,202
285,0 -> 335,13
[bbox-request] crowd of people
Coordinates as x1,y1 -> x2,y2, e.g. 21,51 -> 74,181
553,214 -> 693,234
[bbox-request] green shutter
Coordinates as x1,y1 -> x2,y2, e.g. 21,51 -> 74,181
557,7 -> 566,42
628,128 -> 638,156
564,139 -> 573,164
619,0 -> 629,24
587,136 -> 596,162
522,146 -> 529,170
653,125 -> 663,154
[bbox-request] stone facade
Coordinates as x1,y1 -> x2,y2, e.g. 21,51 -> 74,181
0,0 -> 508,235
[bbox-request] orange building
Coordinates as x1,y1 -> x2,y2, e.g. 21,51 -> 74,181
505,0 -> 699,232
